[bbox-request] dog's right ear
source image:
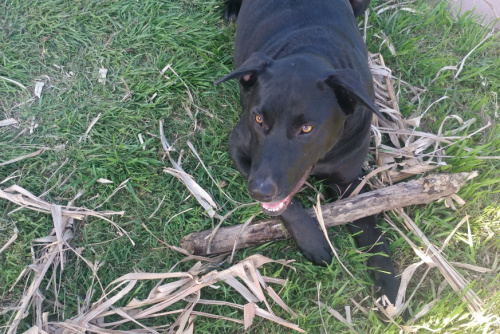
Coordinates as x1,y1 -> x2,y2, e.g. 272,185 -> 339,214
325,69 -> 384,119
215,52 -> 272,89
349,0 -> 370,17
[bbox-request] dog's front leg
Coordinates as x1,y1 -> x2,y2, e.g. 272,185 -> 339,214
345,216 -> 399,304
330,178 -> 399,304
279,199 -> 333,266
224,0 -> 242,22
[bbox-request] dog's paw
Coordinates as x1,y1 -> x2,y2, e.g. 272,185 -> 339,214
374,275 -> 410,322
224,0 -> 241,22
302,247 -> 333,267
373,270 -> 399,305
368,255 -> 398,303
296,231 -> 333,266
369,257 -> 410,321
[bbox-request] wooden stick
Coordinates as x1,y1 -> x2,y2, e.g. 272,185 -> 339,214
180,172 -> 477,255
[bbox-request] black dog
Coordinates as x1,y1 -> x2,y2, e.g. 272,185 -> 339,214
216,0 -> 399,304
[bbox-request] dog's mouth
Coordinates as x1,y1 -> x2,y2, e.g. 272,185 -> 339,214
260,166 -> 312,216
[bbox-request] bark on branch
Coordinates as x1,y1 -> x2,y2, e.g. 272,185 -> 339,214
180,172 -> 477,255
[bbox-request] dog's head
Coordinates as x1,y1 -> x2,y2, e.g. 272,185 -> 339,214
216,52 -> 380,215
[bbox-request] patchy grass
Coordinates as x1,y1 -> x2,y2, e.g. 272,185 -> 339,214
1,0 -> 499,333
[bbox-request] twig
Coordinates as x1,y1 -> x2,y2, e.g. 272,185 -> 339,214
79,112 -> 102,142
229,214 -> 258,263
149,194 -> 166,219
315,194 -> 356,280
93,178 -> 130,210
455,31 -> 494,79
0,227 -> 18,254
0,149 -> 45,167
0,75 -> 28,91
187,140 -> 244,205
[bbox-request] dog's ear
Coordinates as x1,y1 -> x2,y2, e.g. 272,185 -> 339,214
349,0 -> 370,17
215,52 -> 272,89
325,69 -> 383,119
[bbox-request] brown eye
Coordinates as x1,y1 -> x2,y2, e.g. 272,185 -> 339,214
255,114 -> 263,124
301,124 -> 313,133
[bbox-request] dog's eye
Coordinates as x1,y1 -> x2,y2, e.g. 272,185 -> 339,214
301,125 -> 313,133
255,115 -> 263,124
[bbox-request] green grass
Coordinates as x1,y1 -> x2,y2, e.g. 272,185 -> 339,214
1,0 -> 499,332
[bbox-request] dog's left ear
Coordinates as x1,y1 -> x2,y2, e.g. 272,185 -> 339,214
349,0 -> 371,17
325,69 -> 384,119
215,52 -> 272,89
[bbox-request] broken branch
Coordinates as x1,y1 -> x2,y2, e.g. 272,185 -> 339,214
180,172 -> 477,255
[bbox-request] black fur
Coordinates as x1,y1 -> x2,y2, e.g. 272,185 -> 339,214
217,0 -> 400,306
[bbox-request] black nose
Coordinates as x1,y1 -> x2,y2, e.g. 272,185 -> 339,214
248,176 -> 278,202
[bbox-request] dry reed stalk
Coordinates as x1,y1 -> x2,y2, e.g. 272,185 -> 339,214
0,149 -> 46,167
393,209 -> 485,315
0,118 -> 18,127
0,184 -> 128,334
0,227 -> 18,254
44,255 -> 303,333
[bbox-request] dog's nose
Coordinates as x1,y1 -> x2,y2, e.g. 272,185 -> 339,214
248,176 -> 278,202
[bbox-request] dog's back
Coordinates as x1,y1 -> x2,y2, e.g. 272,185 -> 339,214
234,0 -> 369,78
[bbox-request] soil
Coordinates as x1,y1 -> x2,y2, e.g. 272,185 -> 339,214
447,0 -> 500,30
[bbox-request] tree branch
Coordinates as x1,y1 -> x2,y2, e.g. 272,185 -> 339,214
180,172 -> 477,255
